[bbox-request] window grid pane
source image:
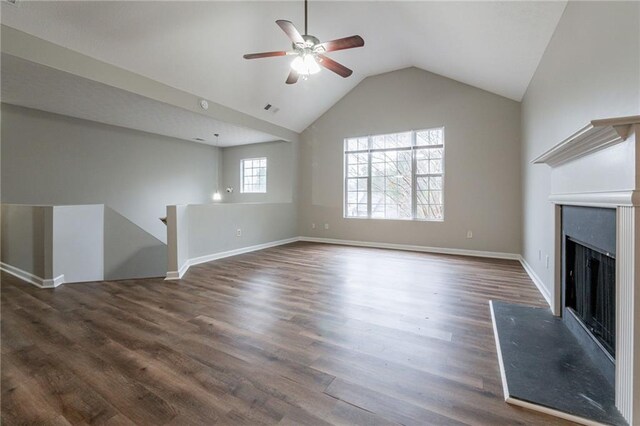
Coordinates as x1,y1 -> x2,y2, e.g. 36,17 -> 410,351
344,128 -> 444,221
241,158 -> 267,193
371,150 -> 412,219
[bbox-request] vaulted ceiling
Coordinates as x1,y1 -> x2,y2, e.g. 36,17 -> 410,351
1,1 -> 566,133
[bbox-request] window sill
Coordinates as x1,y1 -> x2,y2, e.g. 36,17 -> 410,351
343,216 -> 444,223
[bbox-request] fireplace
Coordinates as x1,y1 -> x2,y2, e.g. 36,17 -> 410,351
530,116 -> 640,424
562,205 -> 616,384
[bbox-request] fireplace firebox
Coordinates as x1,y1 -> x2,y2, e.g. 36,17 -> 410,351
565,238 -> 616,357
562,206 -> 616,384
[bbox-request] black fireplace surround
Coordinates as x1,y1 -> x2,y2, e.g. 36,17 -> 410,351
562,206 -> 616,385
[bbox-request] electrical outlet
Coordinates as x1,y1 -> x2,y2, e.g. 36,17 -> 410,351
311,223 -> 316,229
236,228 -> 242,237
466,230 -> 473,239
545,255 -> 550,269
324,223 -> 329,230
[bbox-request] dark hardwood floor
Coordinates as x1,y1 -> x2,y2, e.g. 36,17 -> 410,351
1,242 -> 575,425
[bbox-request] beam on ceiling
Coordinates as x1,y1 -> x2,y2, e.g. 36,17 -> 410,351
1,25 -> 299,143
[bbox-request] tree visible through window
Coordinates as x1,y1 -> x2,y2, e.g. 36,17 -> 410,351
344,128 -> 444,221
241,157 -> 267,193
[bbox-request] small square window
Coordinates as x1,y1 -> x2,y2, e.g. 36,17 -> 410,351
241,157 -> 267,193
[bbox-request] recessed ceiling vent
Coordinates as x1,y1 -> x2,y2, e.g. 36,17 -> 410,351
194,137 -> 205,142
264,104 -> 280,114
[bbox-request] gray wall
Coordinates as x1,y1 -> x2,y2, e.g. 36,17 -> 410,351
1,204 -> 50,278
186,202 -> 298,260
298,67 -> 522,254
103,206 -> 167,280
53,204 -> 104,283
166,202 -> 298,277
1,103 -> 220,243
521,2 -> 640,298
221,140 -> 297,204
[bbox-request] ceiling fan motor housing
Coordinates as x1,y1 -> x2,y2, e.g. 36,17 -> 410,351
294,35 -> 321,51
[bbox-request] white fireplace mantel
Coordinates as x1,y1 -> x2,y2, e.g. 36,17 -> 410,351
532,115 -> 640,167
548,190 -> 640,208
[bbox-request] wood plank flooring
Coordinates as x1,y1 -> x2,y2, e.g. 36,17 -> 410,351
1,242 -> 576,425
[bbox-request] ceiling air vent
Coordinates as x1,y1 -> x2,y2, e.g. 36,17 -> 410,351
194,137 -> 205,142
264,104 -> 279,114
1,0 -> 19,6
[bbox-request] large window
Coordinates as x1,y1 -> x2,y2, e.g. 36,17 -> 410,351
344,128 -> 444,221
241,157 -> 267,193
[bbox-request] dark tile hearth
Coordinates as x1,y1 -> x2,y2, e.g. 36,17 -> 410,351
490,301 -> 626,426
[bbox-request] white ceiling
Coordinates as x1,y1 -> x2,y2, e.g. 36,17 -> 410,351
0,1 -> 567,133
1,54 -> 280,146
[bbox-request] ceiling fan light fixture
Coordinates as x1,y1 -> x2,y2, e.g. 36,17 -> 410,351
291,54 -> 320,76
243,0 -> 364,84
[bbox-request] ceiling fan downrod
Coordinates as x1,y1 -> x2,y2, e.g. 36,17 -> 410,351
304,0 -> 308,35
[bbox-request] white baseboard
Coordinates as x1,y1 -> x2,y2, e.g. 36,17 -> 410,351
298,236 -> 521,260
1,262 -> 65,288
518,256 -> 552,309
165,261 -> 190,281
165,237 -> 299,280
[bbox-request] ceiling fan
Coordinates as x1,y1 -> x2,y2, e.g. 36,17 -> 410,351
243,0 -> 364,84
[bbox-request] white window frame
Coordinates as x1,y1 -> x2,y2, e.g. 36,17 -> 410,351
240,157 -> 267,194
343,128 -> 445,221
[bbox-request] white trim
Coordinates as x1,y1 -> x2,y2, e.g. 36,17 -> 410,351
298,236 -> 520,260
532,116 -> 639,167
189,237 -> 298,266
165,237 -> 299,280
240,157 -> 267,194
518,256 -> 553,311
0,262 -> 65,288
549,190 -> 640,208
615,206 -> 637,422
490,301 -> 511,399
504,397 -> 606,426
165,261 -> 190,281
490,301 -> 606,426
44,274 -> 66,288
165,236 -> 524,280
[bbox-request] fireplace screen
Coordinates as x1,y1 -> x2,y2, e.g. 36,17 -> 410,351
565,238 -> 616,357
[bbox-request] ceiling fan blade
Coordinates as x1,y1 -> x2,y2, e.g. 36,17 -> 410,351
316,35 -> 364,53
317,55 -> 353,78
243,51 -> 289,60
276,20 -> 305,45
286,70 -> 300,85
